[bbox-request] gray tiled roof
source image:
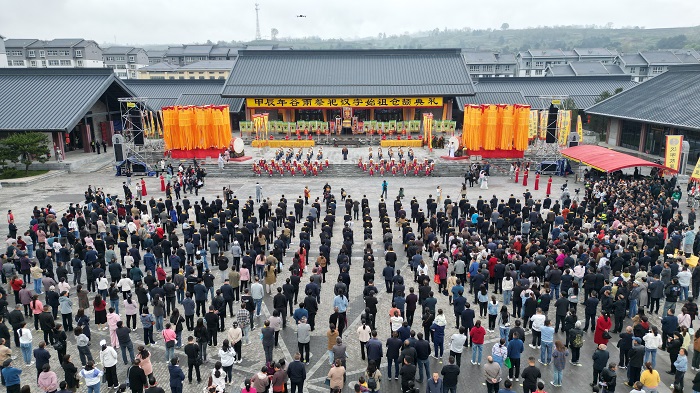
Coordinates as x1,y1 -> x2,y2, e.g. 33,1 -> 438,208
639,51 -> 691,64
461,51 -> 516,64
147,50 -> 166,58
3,39 -> 38,48
0,68 -> 135,131
124,79 -> 226,111
574,48 -> 617,57
179,60 -> 236,70
42,39 -> 86,48
617,54 -> 647,66
222,49 -> 474,97
473,75 -> 636,96
455,92 -> 528,108
103,46 -> 136,55
547,64 -> 577,76
568,62 -> 625,76
586,64 -> 700,131
175,94 -> 244,112
183,45 -> 213,56
140,62 -> 180,71
165,46 -> 185,56
465,75 -> 637,110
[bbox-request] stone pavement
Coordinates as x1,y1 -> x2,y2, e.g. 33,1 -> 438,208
0,170 -> 680,393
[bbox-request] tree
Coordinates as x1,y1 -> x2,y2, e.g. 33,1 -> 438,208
0,132 -> 50,173
656,34 -> 687,49
501,23 -> 509,30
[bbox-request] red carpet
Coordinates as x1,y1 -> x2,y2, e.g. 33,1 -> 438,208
441,156 -> 469,160
229,156 -> 252,162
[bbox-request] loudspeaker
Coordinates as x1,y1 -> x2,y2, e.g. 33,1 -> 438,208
568,141 -> 579,147
546,104 -> 558,144
133,130 -> 144,146
113,143 -> 124,162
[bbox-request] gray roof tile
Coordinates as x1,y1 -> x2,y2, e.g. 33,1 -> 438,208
124,79 -> 226,111
0,68 -> 135,131
456,92 -> 528,108
222,49 -> 474,97
3,39 -> 38,48
175,94 -> 244,112
179,60 -> 236,70
586,64 -> 700,131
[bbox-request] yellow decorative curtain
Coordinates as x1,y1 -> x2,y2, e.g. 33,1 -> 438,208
482,105 -> 497,150
162,105 -> 232,150
513,105 -> 531,151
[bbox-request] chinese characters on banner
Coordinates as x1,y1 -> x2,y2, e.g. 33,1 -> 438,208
691,159 -> 700,181
665,135 -> 683,172
423,113 -> 434,151
245,97 -> 443,108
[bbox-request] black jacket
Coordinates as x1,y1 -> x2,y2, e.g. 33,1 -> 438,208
287,360 -> 306,382
129,365 -> 148,391
184,342 -> 200,362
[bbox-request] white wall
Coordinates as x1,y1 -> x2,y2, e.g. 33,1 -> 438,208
607,118 -> 620,146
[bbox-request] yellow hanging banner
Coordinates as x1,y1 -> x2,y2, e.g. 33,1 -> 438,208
665,135 -> 683,172
691,160 -> 700,181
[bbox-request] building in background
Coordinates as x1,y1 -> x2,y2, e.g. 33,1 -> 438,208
4,38 -> 103,68
545,61 -> 625,77
102,46 -> 149,79
138,60 -> 235,80
615,49 -> 700,82
516,48 -> 618,77
0,34 -> 7,68
146,50 -> 166,65
461,51 -> 516,78
586,64 -> 700,161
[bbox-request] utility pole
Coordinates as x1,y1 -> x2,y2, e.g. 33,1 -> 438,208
255,3 -> 262,41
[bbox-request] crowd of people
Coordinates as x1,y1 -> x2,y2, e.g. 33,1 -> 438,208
1,165 -> 700,393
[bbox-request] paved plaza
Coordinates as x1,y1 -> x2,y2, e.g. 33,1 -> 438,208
0,160 -> 681,393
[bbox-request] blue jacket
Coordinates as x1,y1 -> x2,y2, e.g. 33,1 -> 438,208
430,323 -> 445,342
168,364 -> 185,387
182,298 -> 196,316
293,308 -> 309,324
367,338 -> 383,361
193,284 -> 208,301
1,366 -> 22,386
426,377 -> 443,393
507,338 -> 524,359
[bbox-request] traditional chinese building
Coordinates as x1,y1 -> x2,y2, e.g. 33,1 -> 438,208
221,48 -> 475,129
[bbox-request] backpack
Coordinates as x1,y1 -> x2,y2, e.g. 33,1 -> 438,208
572,331 -> 583,348
367,371 -> 378,391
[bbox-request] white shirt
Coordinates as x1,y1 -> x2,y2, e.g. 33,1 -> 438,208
117,277 -> 134,292
390,316 -> 404,331
357,325 -> 371,342
97,277 -> 109,290
530,314 -> 546,331
18,328 -> 32,344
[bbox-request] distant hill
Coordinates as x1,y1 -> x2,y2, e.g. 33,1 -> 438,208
228,25 -> 700,53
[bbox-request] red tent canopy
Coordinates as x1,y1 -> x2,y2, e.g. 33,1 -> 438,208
561,145 -> 676,173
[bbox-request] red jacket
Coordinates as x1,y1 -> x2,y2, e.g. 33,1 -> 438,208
470,326 -> 486,344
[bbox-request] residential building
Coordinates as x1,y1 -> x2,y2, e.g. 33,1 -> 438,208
102,46 -> 149,79
516,48 -> 618,77
146,50 -> 166,65
615,49 -> 700,82
4,38 -> 103,68
138,60 -> 235,80
160,44 -> 285,66
0,34 -> 7,68
545,61 -> 625,77
459,74 -> 636,110
461,51 -> 516,78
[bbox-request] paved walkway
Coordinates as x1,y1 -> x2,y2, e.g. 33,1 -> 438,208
0,171 -> 680,393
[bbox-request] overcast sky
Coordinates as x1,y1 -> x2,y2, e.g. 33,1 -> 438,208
1,0 -> 698,46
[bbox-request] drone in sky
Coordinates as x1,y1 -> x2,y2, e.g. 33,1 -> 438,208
296,15 -> 307,18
